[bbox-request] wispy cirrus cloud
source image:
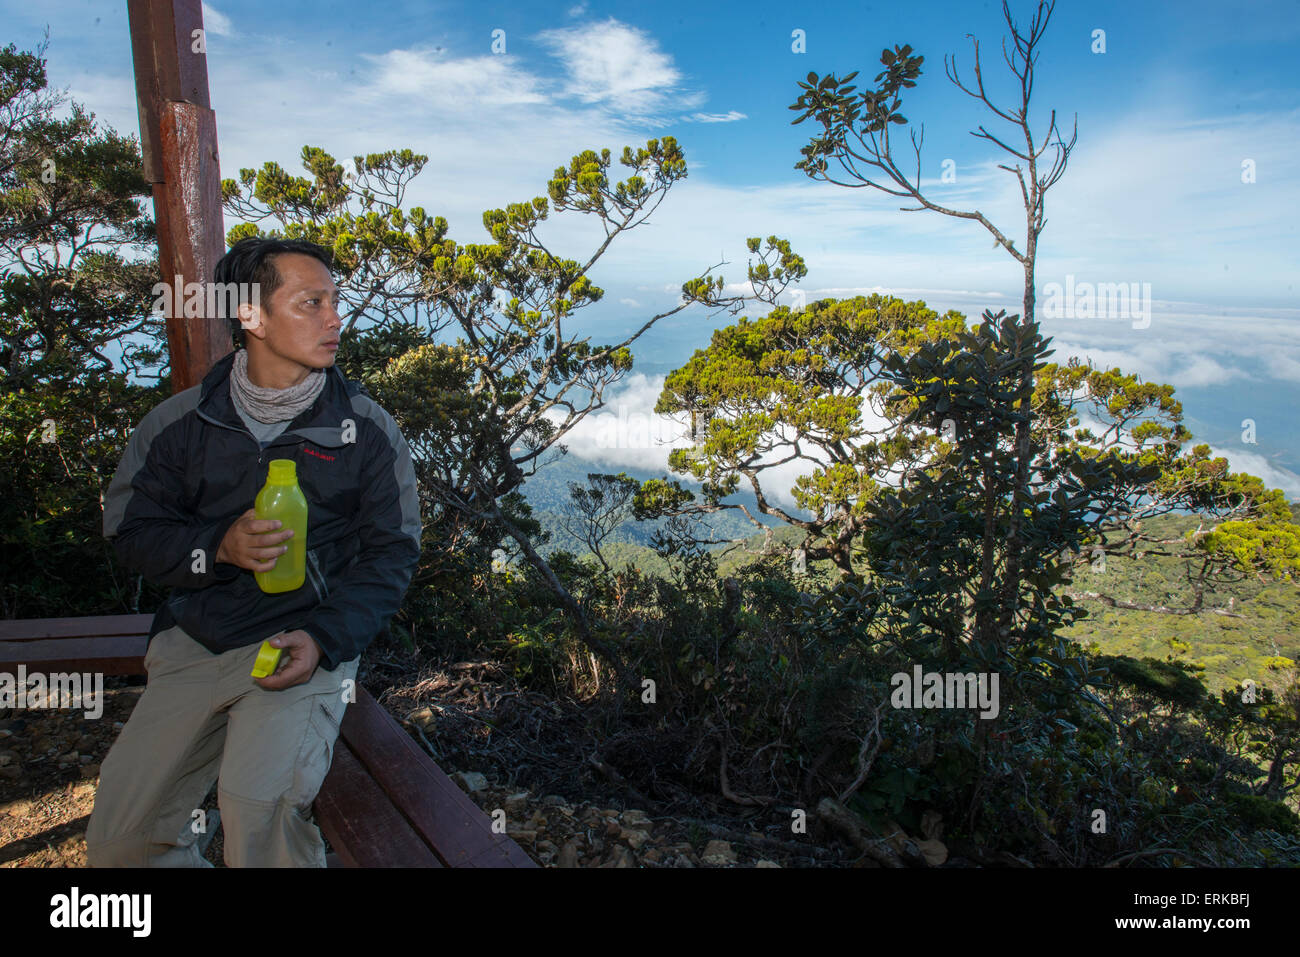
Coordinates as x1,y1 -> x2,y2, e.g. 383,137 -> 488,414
684,110 -> 746,123
534,17 -> 705,118
200,2 -> 234,38
357,48 -> 548,109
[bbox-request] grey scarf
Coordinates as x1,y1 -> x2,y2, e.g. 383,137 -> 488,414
228,347 -> 326,424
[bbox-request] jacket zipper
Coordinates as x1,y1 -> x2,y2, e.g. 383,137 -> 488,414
306,549 -> 329,599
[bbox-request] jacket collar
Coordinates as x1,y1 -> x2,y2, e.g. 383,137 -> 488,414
196,349 -> 360,450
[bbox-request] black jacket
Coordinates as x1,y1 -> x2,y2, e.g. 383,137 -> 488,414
102,349 -> 422,671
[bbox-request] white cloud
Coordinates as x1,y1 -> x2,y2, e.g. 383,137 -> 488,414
357,49 -> 547,108
544,373 -> 691,474
1262,350 -> 1300,381
201,3 -> 234,38
1047,339 -> 1239,389
685,111 -> 746,123
533,18 -> 704,117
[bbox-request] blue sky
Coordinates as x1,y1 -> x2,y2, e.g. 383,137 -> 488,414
5,0 -> 1299,504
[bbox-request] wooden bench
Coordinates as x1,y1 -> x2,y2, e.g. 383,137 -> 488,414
0,614 -> 536,868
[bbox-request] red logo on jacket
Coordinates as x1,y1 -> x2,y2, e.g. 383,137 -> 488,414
303,446 -> 336,462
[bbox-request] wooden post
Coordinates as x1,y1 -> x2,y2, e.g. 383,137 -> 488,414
128,0 -> 231,393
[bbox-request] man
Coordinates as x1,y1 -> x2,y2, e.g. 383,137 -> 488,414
86,237 -> 422,867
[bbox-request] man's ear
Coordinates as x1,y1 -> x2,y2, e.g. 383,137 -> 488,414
238,301 -> 266,342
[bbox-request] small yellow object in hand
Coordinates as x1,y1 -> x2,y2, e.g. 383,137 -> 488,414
251,639 -> 284,678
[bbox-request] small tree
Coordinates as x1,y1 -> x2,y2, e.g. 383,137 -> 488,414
648,293 -> 967,574
560,472 -> 639,573
789,0 -> 1075,641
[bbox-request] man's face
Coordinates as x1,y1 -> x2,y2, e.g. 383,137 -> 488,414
240,253 -> 342,370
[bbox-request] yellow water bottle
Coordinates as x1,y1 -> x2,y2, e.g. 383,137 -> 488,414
253,458 -> 308,594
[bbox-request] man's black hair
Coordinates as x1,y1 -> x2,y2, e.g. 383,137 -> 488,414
213,237 -> 334,348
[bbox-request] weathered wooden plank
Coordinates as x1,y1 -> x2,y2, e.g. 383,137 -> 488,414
313,736 -> 443,868
0,636 -> 147,675
129,0 -> 230,394
155,98 -> 232,392
0,614 -> 154,641
128,0 -> 212,184
340,687 -> 538,868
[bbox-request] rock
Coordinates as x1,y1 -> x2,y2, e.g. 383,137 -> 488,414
33,736 -> 55,754
642,848 -> 663,863
673,854 -> 695,868
557,841 -> 579,868
621,809 -> 650,826
541,794 -> 566,806
620,827 -> 651,850
701,840 -> 737,866
917,838 -> 948,867
450,771 -> 488,793
755,859 -> 781,868
604,820 -> 621,837
536,840 -> 558,855
80,763 -> 100,778
0,750 -> 17,767
59,750 -> 79,764
504,791 -> 530,812
0,730 -> 11,739
0,766 -> 19,780
74,734 -> 96,752
507,828 -> 537,844
79,754 -> 94,765
407,706 -> 436,730
112,721 -> 124,730
599,846 -> 634,868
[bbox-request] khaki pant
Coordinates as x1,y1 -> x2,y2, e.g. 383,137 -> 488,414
85,624 -> 358,867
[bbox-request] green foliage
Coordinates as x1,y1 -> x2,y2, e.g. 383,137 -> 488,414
1223,791 -> 1300,836
1093,655 -> 1207,709
0,40 -> 165,618
648,293 -> 966,573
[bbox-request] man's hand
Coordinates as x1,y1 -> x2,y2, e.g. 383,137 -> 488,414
216,508 -> 294,573
254,629 -> 322,690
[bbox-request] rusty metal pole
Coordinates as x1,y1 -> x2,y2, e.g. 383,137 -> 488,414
128,0 -> 231,393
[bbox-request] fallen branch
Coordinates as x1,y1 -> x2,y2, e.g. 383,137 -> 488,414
816,796 -> 908,868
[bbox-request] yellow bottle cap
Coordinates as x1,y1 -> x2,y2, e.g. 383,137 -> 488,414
251,639 -> 283,678
267,459 -> 297,483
